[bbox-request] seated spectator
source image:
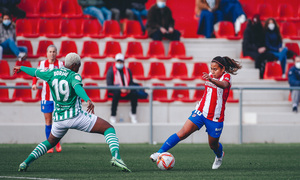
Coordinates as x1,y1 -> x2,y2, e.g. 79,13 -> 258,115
195,0 -> 223,38
131,0 -> 148,33
288,56 -> 300,113
105,0 -> 134,24
106,53 -> 138,124
0,0 -> 25,19
0,12 -> 27,60
264,18 -> 288,78
219,0 -> 246,34
147,0 -> 181,41
78,0 -> 112,26
242,14 -> 275,79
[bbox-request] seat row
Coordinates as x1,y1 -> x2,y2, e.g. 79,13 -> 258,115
9,40 -> 192,60
17,19 -> 146,39
0,60 -> 208,81
0,82 -> 238,103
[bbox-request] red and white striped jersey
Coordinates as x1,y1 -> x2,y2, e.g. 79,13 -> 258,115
32,59 -> 64,101
195,73 -> 231,122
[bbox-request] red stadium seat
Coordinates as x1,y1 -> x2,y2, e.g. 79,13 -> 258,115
215,21 -> 240,39
240,51 -> 254,60
103,41 -> 122,58
170,62 -> 195,80
15,19 -> 39,38
192,62 -> 209,79
36,40 -> 55,58
168,41 -> 193,60
60,0 -> 83,18
103,62 -> 115,77
125,41 -> 150,60
277,3 -> 295,21
0,82 -> 16,102
82,19 -> 104,39
81,61 -> 105,80
257,3 -> 273,21
123,20 -> 147,39
13,82 -> 39,102
84,83 -> 107,102
18,0 -> 39,18
0,60 -> 15,80
128,62 -> 151,80
193,83 -> 205,101
61,19 -> 83,38
227,90 -> 239,103
145,0 -> 156,9
172,83 -> 196,102
38,0 -> 61,18
263,61 -> 284,80
280,22 -> 300,40
38,18 -> 62,38
152,83 -> 174,103
147,41 -> 172,60
81,41 -> 106,59
17,40 -> 38,58
102,20 -> 126,39
148,62 -> 172,80
57,41 -> 78,58
12,61 -> 33,80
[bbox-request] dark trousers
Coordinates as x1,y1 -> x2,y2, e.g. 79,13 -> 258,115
0,6 -> 26,19
150,29 -> 181,41
109,90 -> 138,116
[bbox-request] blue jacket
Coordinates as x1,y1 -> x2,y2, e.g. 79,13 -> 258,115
265,31 -> 282,52
288,66 -> 300,86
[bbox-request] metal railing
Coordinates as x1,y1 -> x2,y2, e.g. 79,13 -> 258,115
1,85 -> 300,144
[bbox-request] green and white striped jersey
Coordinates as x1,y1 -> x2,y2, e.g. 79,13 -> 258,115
35,67 -> 83,121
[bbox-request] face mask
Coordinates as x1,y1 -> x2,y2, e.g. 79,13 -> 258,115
157,2 -> 166,8
115,63 -> 124,70
295,62 -> 300,69
2,19 -> 11,26
268,23 -> 275,31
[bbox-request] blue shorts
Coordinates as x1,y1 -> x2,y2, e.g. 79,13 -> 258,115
41,100 -> 54,113
188,110 -> 223,138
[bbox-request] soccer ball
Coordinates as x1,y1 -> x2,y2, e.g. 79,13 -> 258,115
156,152 -> 175,170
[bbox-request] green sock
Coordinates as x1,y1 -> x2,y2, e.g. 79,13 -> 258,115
24,140 -> 53,165
104,127 -> 120,159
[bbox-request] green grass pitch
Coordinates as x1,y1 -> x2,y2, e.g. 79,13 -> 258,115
0,143 -> 300,180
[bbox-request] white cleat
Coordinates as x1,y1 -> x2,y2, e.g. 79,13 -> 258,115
129,112 -> 138,124
212,151 -> 224,169
150,152 -> 161,162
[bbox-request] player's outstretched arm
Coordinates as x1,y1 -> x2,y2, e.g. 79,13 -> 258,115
14,66 -> 37,77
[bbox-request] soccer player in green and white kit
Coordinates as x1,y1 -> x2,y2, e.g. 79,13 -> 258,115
15,53 -> 131,172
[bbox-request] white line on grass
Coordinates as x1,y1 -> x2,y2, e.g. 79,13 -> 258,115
0,176 -> 63,180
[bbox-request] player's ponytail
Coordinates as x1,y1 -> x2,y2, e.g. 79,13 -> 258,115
212,56 -> 242,75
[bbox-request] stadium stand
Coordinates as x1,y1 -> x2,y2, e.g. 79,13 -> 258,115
12,61 -> 33,80
38,18 -> 62,38
123,20 -> 148,39
81,61 -> 105,80
38,0 -> 61,18
82,19 -> 104,39
0,60 -> 15,80
15,19 -> 39,38
81,41 -> 106,59
148,62 -> 172,80
103,41 -> 122,58
147,41 -> 172,60
0,82 -> 16,102
57,40 -> 78,58
84,83 -> 108,102
125,41 -> 150,60
36,40 -> 55,58
17,40 -> 38,58
13,82 -> 39,102
102,20 -> 126,39
170,62 -> 195,81
171,83 -> 195,103
152,83 -> 174,103
168,41 -> 193,60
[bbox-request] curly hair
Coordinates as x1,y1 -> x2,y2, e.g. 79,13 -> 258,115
211,56 -> 242,75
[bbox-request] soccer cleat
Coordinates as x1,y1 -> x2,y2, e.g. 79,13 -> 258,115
111,157 -> 131,172
212,151 -> 224,169
47,148 -> 54,153
56,142 -> 62,152
150,152 -> 161,162
18,162 -> 28,172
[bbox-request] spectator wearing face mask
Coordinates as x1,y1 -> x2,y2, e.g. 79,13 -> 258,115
288,56 -> 300,113
106,53 -> 138,124
146,0 -> 181,41
0,12 -> 27,60
264,18 -> 288,78
242,14 -> 276,79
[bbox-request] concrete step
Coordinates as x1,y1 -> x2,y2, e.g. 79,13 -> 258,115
244,112 -> 300,124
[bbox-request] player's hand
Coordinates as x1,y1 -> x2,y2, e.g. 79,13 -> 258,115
86,100 -> 95,114
13,66 -> 21,74
32,84 -> 37,90
202,72 -> 212,81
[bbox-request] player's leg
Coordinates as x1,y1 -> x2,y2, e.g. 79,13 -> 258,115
150,110 -> 203,162
90,117 -> 131,172
205,119 -> 224,169
18,134 -> 61,172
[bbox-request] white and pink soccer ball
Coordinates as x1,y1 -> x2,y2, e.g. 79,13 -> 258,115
156,152 -> 175,170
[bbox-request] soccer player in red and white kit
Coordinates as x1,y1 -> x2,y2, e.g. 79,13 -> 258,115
32,45 -> 64,153
150,56 -> 242,169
